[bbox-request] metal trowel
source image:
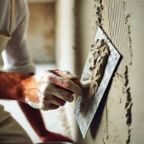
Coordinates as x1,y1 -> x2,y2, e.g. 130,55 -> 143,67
74,26 -> 121,138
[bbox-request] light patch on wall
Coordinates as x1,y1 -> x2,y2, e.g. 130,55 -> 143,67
27,2 -> 55,63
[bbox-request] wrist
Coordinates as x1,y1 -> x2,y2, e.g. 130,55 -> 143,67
21,75 -> 40,104
7,83 -> 25,102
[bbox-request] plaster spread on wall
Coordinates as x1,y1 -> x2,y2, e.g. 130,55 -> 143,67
95,0 -> 104,27
124,65 -> 133,144
127,24 -> 133,65
123,1 -> 133,65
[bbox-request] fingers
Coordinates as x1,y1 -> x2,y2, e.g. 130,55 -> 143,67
47,72 -> 82,96
41,84 -> 74,110
48,69 -> 77,79
49,69 -> 83,88
36,69 -> 82,111
42,95 -> 66,110
48,85 -> 74,102
42,104 -> 59,111
44,95 -> 66,106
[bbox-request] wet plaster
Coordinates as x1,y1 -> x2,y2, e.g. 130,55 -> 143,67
123,1 -> 133,65
95,0 -> 104,27
126,18 -> 133,65
124,65 -> 133,144
123,3 -> 133,142
127,24 -> 133,65
80,39 -> 110,113
123,3 -> 133,143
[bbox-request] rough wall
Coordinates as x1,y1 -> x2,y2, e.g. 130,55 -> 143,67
27,2 -> 55,63
75,0 -> 144,144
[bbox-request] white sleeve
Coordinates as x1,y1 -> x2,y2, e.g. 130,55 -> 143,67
2,0 -> 35,74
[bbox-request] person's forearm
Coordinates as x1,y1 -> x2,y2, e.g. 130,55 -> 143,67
0,71 -> 25,101
18,102 -> 74,143
18,102 -> 47,137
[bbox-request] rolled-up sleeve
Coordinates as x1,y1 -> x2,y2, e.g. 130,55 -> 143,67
2,0 -> 35,74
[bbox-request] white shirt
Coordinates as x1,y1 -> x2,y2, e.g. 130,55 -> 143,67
0,0 -> 35,119
0,0 -> 35,74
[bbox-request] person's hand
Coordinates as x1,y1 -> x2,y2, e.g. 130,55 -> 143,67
21,69 -> 82,110
39,130 -> 73,143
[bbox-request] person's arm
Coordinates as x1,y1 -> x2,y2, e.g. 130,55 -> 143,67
0,69 -> 78,142
0,71 -> 29,101
18,102 -> 73,142
18,102 -> 47,137
0,70 -> 76,142
1,1 -> 81,142
0,1 -> 50,141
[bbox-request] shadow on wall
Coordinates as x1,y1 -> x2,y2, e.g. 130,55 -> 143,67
89,54 -> 122,140
90,80 -> 111,140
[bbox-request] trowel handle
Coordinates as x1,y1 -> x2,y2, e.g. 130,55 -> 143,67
81,80 -> 91,88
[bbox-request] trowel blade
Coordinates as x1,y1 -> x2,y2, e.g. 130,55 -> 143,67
74,27 -> 121,138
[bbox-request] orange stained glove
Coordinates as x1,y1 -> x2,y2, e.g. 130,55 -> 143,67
21,69 -> 82,110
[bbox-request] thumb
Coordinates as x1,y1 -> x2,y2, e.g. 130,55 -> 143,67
48,69 -> 82,88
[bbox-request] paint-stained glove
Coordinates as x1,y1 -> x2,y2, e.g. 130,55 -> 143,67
21,69 -> 82,110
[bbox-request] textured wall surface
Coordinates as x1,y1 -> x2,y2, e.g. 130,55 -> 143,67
75,0 -> 144,144
27,2 -> 55,63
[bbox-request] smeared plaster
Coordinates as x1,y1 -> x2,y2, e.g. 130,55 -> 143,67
123,0 -> 133,65
124,66 -> 133,144
95,0 -> 104,27
127,24 -> 133,65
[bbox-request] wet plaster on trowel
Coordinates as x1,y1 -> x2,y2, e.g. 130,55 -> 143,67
123,66 -> 133,144
81,39 -> 110,113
